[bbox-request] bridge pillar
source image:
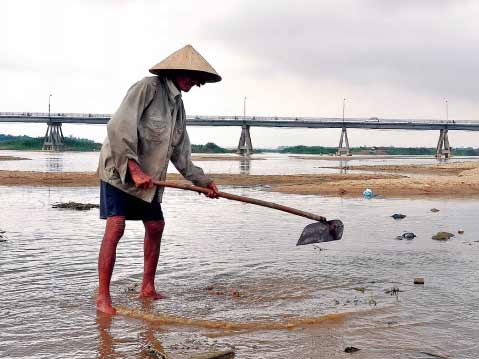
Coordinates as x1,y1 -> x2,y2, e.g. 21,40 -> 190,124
42,122 -> 65,151
237,125 -> 253,156
336,127 -> 352,156
435,129 -> 452,159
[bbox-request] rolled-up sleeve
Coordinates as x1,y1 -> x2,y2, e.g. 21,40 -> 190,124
107,79 -> 156,183
171,128 -> 212,187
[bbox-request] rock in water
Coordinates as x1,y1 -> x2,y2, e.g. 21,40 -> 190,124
189,350 -> 236,359
430,208 -> 440,213
414,277 -> 425,284
432,232 -> 455,241
52,202 -> 99,211
344,346 -> 360,353
391,213 -> 406,219
396,232 -> 416,240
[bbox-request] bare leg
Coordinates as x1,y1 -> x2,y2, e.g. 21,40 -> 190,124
97,216 -> 126,314
140,220 -> 165,299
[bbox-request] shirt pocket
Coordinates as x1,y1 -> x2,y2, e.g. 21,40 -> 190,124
142,118 -> 171,143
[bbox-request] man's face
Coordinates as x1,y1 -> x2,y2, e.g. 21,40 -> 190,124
174,75 -> 202,92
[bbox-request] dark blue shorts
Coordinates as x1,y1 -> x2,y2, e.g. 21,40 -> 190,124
99,181 -> 164,221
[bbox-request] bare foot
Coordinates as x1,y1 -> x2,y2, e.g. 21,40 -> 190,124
96,297 -> 117,315
140,286 -> 166,300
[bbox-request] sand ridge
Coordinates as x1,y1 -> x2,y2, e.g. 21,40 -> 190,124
1,161 -> 479,198
0,155 -> 30,161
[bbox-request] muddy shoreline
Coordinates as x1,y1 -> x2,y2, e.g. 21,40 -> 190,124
2,161 -> 479,198
191,155 -> 264,161
0,155 -> 30,161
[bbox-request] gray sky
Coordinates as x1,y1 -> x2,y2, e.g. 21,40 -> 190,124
1,0 -> 478,148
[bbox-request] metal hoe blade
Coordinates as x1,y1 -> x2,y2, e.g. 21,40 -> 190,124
296,219 -> 344,246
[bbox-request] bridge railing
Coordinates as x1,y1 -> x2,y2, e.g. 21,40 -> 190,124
0,111 -> 111,118
188,115 -> 418,123
1,112 -> 478,124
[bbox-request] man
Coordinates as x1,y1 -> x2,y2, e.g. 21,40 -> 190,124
96,45 -> 221,315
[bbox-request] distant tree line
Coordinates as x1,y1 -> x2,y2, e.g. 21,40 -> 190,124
190,142 -> 234,153
1,134 -> 479,155
277,145 -> 479,156
0,134 -> 101,151
0,135 -> 234,153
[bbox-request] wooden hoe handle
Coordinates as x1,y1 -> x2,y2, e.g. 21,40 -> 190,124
153,180 -> 326,222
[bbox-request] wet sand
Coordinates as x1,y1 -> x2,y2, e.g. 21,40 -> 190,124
0,170 -> 399,188
274,161 -> 479,197
290,154 -> 420,161
192,155 -> 264,161
2,161 -> 479,198
0,155 -> 30,161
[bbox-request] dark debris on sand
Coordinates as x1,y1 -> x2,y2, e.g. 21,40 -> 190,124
52,202 -> 100,211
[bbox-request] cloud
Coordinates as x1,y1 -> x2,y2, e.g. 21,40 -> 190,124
205,0 -> 479,101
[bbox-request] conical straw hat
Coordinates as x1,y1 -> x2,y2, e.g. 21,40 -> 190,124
149,44 -> 221,83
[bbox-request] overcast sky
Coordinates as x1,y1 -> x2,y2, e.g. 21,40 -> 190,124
1,0 -> 478,148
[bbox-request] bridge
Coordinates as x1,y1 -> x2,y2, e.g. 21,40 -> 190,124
2,111 -> 479,158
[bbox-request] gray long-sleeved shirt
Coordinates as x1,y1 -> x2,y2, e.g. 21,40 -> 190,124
97,76 -> 211,203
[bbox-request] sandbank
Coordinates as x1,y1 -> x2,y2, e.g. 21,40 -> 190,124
192,155 -> 264,161
0,155 -> 30,161
2,161 -> 479,198
289,155 -> 421,161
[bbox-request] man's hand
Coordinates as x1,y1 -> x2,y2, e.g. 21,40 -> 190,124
204,181 -> 219,199
128,160 -> 154,189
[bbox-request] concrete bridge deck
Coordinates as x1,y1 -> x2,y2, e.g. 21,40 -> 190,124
1,112 -> 478,157
1,112 -> 479,131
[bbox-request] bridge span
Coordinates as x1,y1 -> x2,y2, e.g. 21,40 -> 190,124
1,111 -> 479,157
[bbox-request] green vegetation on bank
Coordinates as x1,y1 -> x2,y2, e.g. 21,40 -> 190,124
191,142 -> 234,153
276,145 -> 479,156
0,134 -> 102,151
2,134 -> 479,156
0,135 -> 235,153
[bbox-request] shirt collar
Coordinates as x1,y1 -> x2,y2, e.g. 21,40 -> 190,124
165,77 -> 181,102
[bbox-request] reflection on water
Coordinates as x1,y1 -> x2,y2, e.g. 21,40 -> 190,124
2,149 -> 479,175
46,153 -> 64,172
1,184 -> 479,358
239,156 -> 251,174
1,155 -> 479,358
338,159 -> 349,174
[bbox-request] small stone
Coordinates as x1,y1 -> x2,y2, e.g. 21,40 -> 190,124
344,346 -> 360,353
458,229 -> 465,234
430,208 -> 440,213
396,232 -> 416,240
391,213 -> 406,219
353,287 -> 365,293
414,277 -> 424,285
432,232 -> 455,241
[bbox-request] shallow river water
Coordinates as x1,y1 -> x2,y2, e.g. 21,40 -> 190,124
1,151 -> 478,358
